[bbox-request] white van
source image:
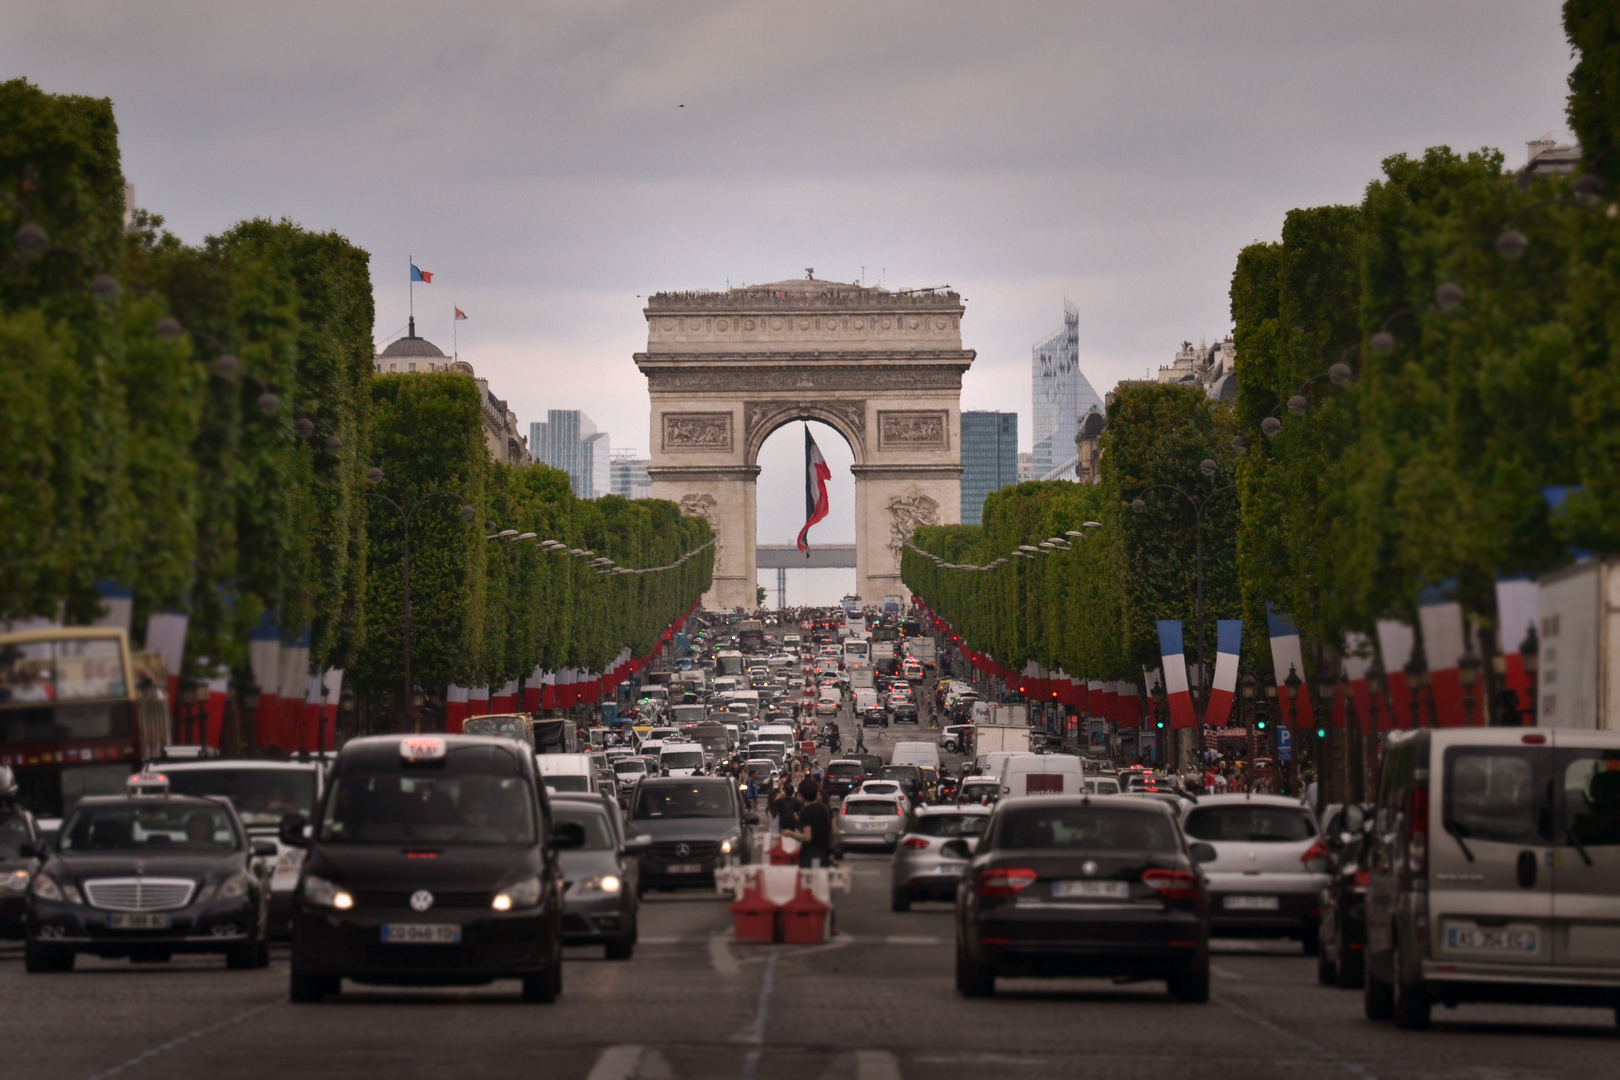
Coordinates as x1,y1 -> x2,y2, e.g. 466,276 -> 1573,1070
853,688 -> 879,716
998,752 -> 1085,797
973,750 -> 1020,780
535,752 -> 599,794
891,741 -> 941,770
657,741 -> 706,777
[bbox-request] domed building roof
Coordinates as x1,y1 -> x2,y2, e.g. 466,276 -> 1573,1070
377,317 -> 446,358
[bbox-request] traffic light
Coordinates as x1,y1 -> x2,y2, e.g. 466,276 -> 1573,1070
1156,719 -> 1165,729
1256,719 -> 1267,731
1316,728 -> 1326,738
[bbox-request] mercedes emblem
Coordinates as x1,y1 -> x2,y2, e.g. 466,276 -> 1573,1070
675,843 -> 691,858
1081,860 -> 1098,877
410,889 -> 434,912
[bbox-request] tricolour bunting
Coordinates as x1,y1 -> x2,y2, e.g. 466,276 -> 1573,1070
1495,577 -> 1538,724
1266,604 -> 1307,729
1156,620 -> 1197,730
1375,619 -> 1417,729
1203,619 -> 1242,728
1418,594 -> 1470,727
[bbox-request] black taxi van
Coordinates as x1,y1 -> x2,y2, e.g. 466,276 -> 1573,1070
282,734 -> 582,1003
23,772 -> 275,971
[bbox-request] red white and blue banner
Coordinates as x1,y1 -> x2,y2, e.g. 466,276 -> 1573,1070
492,680 -> 519,713
1495,577 -> 1538,724
1156,620 -> 1197,730
1418,593 -> 1472,727
1375,618 -> 1418,728
94,581 -> 135,635
797,426 -> 832,555
1266,605 -> 1307,729
1203,619 -> 1242,728
143,611 -> 189,724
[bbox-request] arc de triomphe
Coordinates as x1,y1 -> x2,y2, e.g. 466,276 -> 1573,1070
635,277 -> 976,611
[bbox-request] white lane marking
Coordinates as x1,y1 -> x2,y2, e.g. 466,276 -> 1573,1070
710,932 -> 740,977
86,1001 -> 277,1080
586,1045 -> 645,1080
884,935 -> 939,946
1214,994 -> 1377,1080
638,936 -> 684,944
738,950 -> 781,1080
854,1050 -> 903,1080
1212,965 -> 1243,980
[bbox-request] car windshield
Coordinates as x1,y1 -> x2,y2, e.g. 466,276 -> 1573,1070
632,783 -> 734,819
997,806 -> 1178,852
321,774 -> 536,844
845,799 -> 900,817
544,775 -> 592,793
164,768 -> 317,827
880,766 -> 919,784
61,803 -> 239,852
0,810 -> 34,858
662,751 -> 704,770
911,814 -> 989,837
826,763 -> 863,777
1183,804 -> 1315,843
551,804 -> 615,850
614,761 -> 648,775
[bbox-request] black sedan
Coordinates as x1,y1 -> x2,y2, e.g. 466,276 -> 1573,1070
954,795 -> 1213,1001
625,777 -> 755,895
23,784 -> 274,971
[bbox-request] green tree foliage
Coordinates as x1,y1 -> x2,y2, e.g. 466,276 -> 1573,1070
1565,0 -> 1620,191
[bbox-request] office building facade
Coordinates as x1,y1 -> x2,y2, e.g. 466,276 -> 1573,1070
531,410 -> 611,499
1031,302 -> 1104,480
959,411 -> 1019,526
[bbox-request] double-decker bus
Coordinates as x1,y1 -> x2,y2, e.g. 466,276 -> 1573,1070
0,627 -> 169,820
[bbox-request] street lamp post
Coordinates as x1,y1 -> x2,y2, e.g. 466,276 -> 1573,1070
364,468 -> 476,733
1366,667 -> 1385,797
1240,671 -> 1257,768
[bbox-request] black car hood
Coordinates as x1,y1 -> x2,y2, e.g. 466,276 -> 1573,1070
625,817 -> 741,842
51,852 -> 238,880
306,844 -> 537,890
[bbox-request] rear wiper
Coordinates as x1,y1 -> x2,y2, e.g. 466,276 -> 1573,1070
1441,818 -> 1475,863
1565,823 -> 1594,867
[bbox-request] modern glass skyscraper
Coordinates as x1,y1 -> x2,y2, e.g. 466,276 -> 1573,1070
530,410 -> 610,498
960,411 -> 1020,525
1031,302 -> 1103,479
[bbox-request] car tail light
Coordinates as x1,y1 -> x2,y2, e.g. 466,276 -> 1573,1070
978,867 -> 1038,896
1301,838 -> 1330,872
902,837 -> 931,850
1142,869 -> 1199,900
1354,867 -> 1371,887
1408,785 -> 1429,874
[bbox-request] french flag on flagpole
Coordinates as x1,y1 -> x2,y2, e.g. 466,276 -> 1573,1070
797,426 -> 832,555
410,263 -> 433,283
1343,633 -> 1376,735
1156,621 -> 1198,729
1418,590 -> 1469,727
1266,604 -> 1306,730
1376,618 -> 1418,729
1203,619 -> 1242,728
1495,577 -> 1538,725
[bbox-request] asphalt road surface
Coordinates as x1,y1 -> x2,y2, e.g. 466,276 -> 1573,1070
6,720 -> 1617,1079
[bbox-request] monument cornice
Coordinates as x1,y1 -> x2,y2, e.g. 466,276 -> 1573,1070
639,361 -> 972,395
850,463 -> 964,479
645,465 -> 762,482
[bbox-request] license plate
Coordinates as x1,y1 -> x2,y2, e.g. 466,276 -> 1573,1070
666,864 -> 701,874
381,924 -> 461,944
107,913 -> 171,930
1053,880 -> 1130,899
1448,927 -> 1537,952
1224,895 -> 1279,911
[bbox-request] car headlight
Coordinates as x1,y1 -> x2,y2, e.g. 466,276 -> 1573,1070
492,876 -> 543,910
303,874 -> 353,910
31,875 -> 82,905
217,872 -> 253,900
2,868 -> 31,894
579,875 -> 621,894
720,835 -> 741,855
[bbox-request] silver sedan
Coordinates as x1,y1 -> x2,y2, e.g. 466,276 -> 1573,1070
890,804 -> 991,911
837,794 -> 908,852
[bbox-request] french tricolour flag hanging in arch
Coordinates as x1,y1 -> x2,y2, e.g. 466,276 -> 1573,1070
797,425 -> 832,555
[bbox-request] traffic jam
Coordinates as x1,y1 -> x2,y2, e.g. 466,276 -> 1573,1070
3,604 -> 1619,1037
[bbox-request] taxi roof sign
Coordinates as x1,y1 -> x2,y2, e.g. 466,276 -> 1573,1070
400,737 -> 447,762
127,772 -> 170,796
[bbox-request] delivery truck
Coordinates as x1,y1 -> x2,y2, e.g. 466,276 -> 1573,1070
1536,556 -> 1620,729
903,638 -> 937,667
972,723 -> 1031,755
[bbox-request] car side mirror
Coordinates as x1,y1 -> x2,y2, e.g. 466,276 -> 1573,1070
621,835 -> 653,854
940,838 -> 971,860
18,840 -> 45,860
278,813 -> 309,848
251,839 -> 279,858
551,821 -> 587,849
743,813 -> 760,826
1190,842 -> 1217,863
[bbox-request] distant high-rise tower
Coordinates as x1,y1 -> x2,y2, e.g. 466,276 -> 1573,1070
530,410 -> 610,498
1031,302 -> 1103,479
959,412 -> 1019,525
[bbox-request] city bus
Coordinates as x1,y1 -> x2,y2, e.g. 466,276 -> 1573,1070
0,627 -> 170,820
843,639 -> 871,667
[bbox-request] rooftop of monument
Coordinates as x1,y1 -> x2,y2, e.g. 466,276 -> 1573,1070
645,278 -> 962,311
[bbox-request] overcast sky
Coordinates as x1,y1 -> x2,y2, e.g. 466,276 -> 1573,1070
4,1 -> 1577,601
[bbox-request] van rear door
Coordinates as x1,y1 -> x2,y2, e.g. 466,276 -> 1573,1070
1430,730 -> 1553,968
1551,732 -> 1620,967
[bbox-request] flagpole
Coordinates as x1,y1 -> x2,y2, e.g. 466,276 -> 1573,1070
409,254 -> 414,323
453,302 -> 457,361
